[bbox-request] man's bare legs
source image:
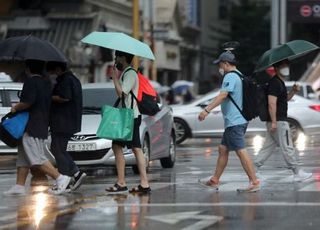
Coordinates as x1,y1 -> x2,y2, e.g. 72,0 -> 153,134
112,143 -> 126,186
210,146 -> 258,184
36,161 -> 60,180
16,161 -> 61,186
235,148 -> 259,184
211,145 -> 229,183
132,147 -> 149,188
16,167 -> 30,186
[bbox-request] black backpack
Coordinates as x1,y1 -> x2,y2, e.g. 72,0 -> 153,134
226,71 -> 259,121
256,81 -> 270,122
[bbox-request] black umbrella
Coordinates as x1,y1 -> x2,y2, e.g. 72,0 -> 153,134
0,35 -> 67,62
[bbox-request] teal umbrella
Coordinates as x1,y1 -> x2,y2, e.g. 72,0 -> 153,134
255,40 -> 319,72
81,32 -> 155,60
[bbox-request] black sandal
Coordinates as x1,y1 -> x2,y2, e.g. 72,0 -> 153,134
105,183 -> 128,194
129,185 -> 151,194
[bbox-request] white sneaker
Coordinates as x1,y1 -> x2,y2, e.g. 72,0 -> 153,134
3,185 -> 26,196
48,175 -> 72,195
294,170 -> 313,182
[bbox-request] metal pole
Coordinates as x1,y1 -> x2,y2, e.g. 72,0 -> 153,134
132,0 -> 140,69
149,0 -> 157,81
271,0 -> 279,48
280,0 -> 287,44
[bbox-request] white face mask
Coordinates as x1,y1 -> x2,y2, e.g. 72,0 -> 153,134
219,68 -> 225,76
279,67 -> 290,77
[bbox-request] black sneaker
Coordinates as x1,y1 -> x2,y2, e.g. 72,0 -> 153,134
71,171 -> 87,191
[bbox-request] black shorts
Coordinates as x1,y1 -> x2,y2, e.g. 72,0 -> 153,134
113,115 -> 141,149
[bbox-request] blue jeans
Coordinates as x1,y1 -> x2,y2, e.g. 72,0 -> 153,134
51,132 -> 79,176
221,123 -> 248,151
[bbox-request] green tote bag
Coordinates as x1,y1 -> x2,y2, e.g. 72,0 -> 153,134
96,105 -> 134,141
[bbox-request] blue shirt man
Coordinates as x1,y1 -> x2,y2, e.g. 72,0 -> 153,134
198,50 -> 260,193
220,71 -> 247,128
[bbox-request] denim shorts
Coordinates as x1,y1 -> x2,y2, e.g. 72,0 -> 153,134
221,123 -> 248,151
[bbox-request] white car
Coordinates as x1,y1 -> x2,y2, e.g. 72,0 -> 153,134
285,81 -> 318,101
59,83 -> 176,173
172,90 -> 320,144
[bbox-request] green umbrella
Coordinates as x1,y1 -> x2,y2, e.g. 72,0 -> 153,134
255,40 -> 319,72
81,31 -> 155,60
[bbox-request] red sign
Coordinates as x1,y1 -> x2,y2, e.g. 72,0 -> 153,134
288,1 -> 320,23
300,5 -> 312,17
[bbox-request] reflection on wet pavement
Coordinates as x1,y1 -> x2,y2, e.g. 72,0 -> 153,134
0,135 -> 320,229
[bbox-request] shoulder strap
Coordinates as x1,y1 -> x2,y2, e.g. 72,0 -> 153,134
113,92 -> 126,108
224,71 -> 246,118
121,67 -> 136,81
117,67 -> 137,108
227,70 -> 243,79
121,67 -> 139,104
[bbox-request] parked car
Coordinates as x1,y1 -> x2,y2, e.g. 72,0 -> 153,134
285,81 -> 318,101
56,83 -> 176,173
172,89 -> 320,144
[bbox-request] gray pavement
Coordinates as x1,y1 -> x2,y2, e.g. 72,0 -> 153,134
0,135 -> 320,229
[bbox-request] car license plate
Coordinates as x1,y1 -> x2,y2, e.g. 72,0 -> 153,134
67,143 -> 96,151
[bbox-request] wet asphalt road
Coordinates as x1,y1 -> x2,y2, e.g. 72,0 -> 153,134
0,135 -> 320,230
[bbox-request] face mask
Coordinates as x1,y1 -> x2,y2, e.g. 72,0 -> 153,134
219,68 -> 225,76
115,62 -> 123,71
279,67 -> 290,77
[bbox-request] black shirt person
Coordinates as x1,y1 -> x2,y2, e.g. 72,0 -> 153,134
266,75 -> 287,121
254,60 -> 313,182
46,61 -> 86,191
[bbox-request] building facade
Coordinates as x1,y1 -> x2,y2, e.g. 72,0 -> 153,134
0,0 -> 133,83
199,0 -> 232,93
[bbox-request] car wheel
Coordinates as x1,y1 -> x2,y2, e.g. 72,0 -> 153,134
174,118 -> 190,144
160,131 -> 176,168
132,135 -> 150,175
287,118 -> 303,142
